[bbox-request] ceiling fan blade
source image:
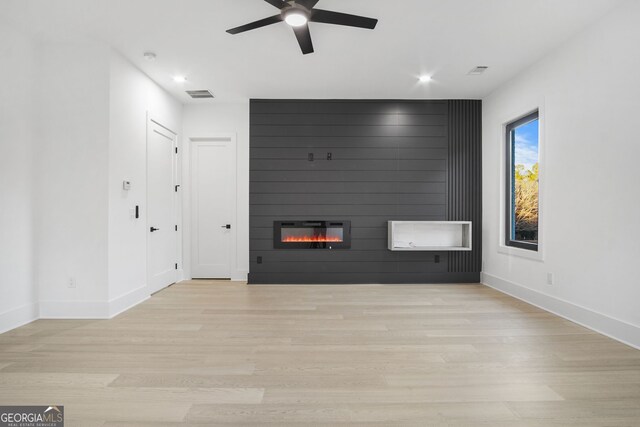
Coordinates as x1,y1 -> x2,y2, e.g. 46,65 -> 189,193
310,9 -> 378,29
263,0 -> 288,9
292,24 -> 314,55
226,15 -> 283,35
296,0 -> 320,9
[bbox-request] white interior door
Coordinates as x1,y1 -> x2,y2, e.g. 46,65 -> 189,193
147,119 -> 178,293
191,137 -> 235,278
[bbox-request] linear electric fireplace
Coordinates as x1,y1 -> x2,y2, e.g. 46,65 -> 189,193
274,221 -> 351,249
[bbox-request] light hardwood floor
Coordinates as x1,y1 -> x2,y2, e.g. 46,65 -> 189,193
1,281 -> 640,426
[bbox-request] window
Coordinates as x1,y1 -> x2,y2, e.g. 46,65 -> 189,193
505,111 -> 539,251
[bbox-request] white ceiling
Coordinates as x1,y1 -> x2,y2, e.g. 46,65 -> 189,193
2,0 -> 621,103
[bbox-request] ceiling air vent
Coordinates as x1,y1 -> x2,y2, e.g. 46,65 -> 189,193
186,90 -> 215,99
468,66 -> 489,75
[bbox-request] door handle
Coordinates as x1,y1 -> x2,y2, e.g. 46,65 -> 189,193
221,224 -> 231,229
150,227 -> 160,232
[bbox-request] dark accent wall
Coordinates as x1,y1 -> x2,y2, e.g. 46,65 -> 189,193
249,100 -> 481,284
448,100 -> 483,273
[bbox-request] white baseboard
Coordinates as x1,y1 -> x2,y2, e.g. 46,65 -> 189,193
176,269 -> 186,282
108,285 -> 149,318
3,286 -> 151,332
232,270 -> 249,282
482,272 -> 640,350
39,300 -> 110,319
182,270 -> 248,282
0,303 -> 39,334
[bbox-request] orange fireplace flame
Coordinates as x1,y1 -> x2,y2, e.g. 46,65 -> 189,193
282,235 -> 343,243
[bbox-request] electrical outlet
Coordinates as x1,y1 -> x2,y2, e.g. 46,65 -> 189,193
546,273 -> 554,285
68,277 -> 76,288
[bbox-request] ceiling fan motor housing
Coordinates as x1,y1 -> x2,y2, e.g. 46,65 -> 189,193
283,5 -> 311,22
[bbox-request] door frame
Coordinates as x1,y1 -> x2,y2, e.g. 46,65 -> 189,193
188,134 -> 237,279
146,116 -> 180,294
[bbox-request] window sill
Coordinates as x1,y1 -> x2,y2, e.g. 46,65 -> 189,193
497,244 -> 544,262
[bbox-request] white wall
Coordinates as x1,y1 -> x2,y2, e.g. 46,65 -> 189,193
108,51 -> 183,314
0,19 -> 39,332
482,0 -> 640,348
182,103 -> 250,281
38,47 -> 184,318
36,41 -> 111,318
0,32 -> 184,328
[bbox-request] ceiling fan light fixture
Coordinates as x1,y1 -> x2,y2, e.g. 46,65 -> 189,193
226,0 -> 378,55
284,11 -> 308,27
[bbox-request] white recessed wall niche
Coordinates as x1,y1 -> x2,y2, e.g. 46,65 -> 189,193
387,221 -> 472,251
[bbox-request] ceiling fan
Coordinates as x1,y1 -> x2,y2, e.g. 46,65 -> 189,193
226,0 -> 378,55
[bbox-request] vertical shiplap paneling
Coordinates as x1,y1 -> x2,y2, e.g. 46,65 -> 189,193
448,100 -> 482,274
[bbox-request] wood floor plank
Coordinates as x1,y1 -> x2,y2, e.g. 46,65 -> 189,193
0,372 -> 119,387
0,280 -> 639,425
0,385 -> 265,404
109,373 -> 387,389
507,399 -> 640,423
261,384 -> 564,404
385,369 -> 640,387
185,402 -> 518,424
65,402 -> 191,424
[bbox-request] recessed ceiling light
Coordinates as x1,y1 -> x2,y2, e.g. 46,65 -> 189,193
285,11 -> 308,27
173,76 -> 187,83
419,75 -> 432,83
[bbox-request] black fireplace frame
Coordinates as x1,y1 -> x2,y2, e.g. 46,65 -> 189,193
273,220 -> 351,249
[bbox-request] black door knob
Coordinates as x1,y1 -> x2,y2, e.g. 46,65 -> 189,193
221,224 -> 231,229
150,227 -> 160,232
